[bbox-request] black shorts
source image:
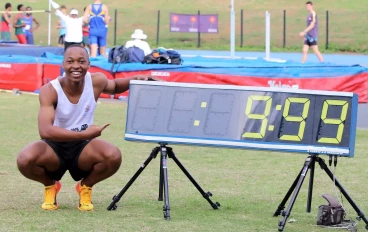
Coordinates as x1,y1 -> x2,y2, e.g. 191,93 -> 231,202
43,139 -> 91,181
58,35 -> 65,44
64,41 -> 83,50
304,39 -> 317,46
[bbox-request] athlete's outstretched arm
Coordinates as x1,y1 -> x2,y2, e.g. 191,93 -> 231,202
92,72 -> 160,95
38,84 -> 106,141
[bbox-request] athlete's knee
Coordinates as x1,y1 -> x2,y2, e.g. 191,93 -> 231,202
17,150 -> 35,172
104,147 -> 122,168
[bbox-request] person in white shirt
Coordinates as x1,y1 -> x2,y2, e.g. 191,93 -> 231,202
125,29 -> 151,56
53,2 -> 83,50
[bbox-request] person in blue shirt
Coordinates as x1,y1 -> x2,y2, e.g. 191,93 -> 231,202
83,0 -> 110,57
56,5 -> 67,47
23,6 -> 40,44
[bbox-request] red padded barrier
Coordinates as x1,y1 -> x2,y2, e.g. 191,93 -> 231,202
1,61 -> 366,103
88,66 -> 115,99
0,63 -> 43,91
43,64 -> 60,85
116,70 -> 368,103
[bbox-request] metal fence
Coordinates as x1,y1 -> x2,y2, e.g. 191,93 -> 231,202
3,8 -> 365,52
111,9 -> 367,52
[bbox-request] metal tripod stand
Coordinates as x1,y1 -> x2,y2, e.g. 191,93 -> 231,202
107,143 -> 220,220
273,155 -> 368,231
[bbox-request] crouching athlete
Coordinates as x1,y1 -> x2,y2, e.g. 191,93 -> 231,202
16,44 -> 158,211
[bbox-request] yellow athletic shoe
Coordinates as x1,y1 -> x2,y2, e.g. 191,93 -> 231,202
41,181 -> 62,210
76,182 -> 94,211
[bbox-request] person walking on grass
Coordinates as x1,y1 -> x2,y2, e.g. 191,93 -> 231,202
23,6 -> 40,44
83,0 -> 110,57
56,5 -> 67,47
299,1 -> 324,63
1,3 -> 12,41
82,7 -> 90,50
13,4 -> 26,44
51,0 -> 84,50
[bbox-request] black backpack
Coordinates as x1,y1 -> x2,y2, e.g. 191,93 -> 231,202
108,46 -> 145,74
122,46 -> 145,63
108,45 -> 126,63
317,194 -> 346,226
157,54 -> 183,65
142,49 -> 183,65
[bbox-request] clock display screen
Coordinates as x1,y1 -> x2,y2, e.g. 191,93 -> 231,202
125,81 -> 357,157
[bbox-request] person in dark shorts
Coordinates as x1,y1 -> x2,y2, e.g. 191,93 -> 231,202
23,6 -> 40,44
1,3 -> 12,41
299,1 -> 324,63
16,45 -> 158,211
82,7 -> 90,50
56,5 -> 67,47
58,33 -> 65,45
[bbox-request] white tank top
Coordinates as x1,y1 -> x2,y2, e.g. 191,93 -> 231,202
50,72 -> 97,132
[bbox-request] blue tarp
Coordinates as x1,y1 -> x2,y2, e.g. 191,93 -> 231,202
0,45 -> 64,56
0,52 -> 366,78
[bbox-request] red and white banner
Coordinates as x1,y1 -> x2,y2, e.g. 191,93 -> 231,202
0,63 -> 43,91
0,63 -> 367,103
115,70 -> 368,103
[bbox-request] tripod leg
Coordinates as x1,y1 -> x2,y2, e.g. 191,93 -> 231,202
306,155 -> 316,213
317,157 -> 368,229
160,146 -> 171,220
107,147 -> 160,211
274,167 -> 304,216
167,148 -> 220,210
277,157 -> 312,232
158,154 -> 164,201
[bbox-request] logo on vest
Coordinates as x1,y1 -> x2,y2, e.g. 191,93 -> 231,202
83,105 -> 93,117
58,117 -> 69,124
71,123 -> 88,132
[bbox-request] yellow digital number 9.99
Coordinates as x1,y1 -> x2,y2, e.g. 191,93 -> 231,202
242,95 -> 272,139
279,98 -> 310,141
318,100 -> 349,144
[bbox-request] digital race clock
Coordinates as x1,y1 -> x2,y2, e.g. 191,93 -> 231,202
125,81 -> 358,157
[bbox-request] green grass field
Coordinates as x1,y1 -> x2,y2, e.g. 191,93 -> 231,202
0,92 -> 367,232
3,0 -> 368,53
